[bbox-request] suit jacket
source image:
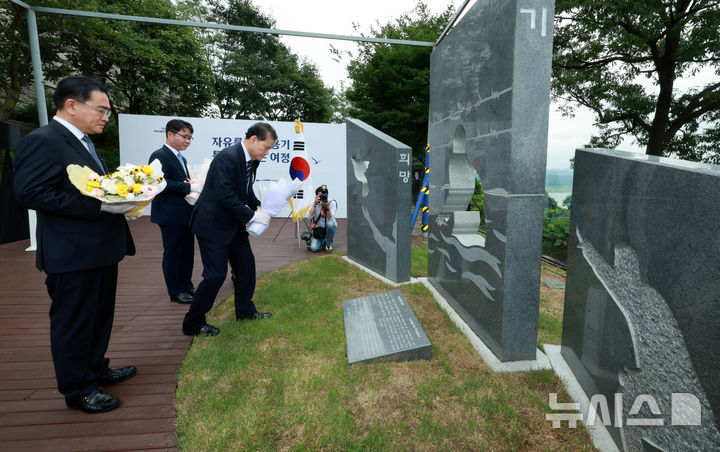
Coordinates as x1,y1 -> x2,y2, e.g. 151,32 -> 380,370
148,145 -> 193,226
14,120 -> 135,273
190,143 -> 259,245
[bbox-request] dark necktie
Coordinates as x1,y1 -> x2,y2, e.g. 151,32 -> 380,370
82,135 -> 105,174
246,161 -> 253,192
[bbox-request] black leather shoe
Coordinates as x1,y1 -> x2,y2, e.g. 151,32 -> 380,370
238,311 -> 272,321
171,292 -> 193,304
65,388 -> 120,413
185,288 -> 196,296
98,366 -> 137,386
182,323 -> 219,336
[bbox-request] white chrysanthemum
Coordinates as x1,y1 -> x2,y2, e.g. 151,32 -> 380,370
100,178 -> 117,194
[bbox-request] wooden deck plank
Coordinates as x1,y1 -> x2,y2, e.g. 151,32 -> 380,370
0,216 -> 346,450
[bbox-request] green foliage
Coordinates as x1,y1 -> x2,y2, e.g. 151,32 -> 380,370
343,2 -> 455,163
545,191 -> 558,210
553,1 -> 720,161
205,0 -> 333,122
543,207 -> 570,260
0,0 -> 78,120
48,0 -> 214,117
467,177 -> 485,227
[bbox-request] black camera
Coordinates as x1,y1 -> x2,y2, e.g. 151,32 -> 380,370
318,185 -> 328,202
300,231 -> 312,242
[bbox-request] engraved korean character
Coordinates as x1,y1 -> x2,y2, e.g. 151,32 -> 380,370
546,393 -> 583,428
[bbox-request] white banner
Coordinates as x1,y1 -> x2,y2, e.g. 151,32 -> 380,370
118,114 -> 347,218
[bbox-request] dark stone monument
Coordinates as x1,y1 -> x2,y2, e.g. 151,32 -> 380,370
343,290 -> 431,365
562,148 -> 720,451
427,0 -> 555,361
346,118 -> 412,283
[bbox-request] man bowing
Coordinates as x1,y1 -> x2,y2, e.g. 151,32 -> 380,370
182,122 -> 276,336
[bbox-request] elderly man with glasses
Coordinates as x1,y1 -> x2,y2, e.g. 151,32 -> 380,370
14,75 -> 137,413
148,119 -> 201,305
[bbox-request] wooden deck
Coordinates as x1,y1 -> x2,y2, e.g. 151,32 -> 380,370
0,216 -> 346,451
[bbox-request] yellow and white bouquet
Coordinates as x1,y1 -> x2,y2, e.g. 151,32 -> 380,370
66,159 -> 167,217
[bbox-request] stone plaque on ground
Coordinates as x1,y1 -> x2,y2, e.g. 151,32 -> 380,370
343,290 -> 431,365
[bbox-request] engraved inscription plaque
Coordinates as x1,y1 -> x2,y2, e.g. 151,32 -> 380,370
343,290 -> 432,365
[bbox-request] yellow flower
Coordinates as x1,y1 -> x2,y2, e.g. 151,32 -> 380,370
87,180 -> 100,189
116,183 -> 129,197
132,183 -> 142,194
140,165 -> 154,176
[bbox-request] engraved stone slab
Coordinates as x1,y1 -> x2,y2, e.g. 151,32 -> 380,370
343,290 -> 431,365
561,148 -> 720,451
346,118 -> 412,283
427,0 -> 555,361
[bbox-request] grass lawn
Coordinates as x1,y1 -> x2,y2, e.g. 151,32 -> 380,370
175,246 -> 592,450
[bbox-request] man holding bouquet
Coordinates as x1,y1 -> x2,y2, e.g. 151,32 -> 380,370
148,119 -> 200,305
14,76 -> 137,413
182,122 -> 276,336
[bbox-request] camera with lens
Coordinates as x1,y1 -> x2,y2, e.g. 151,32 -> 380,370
318,185 -> 328,203
300,231 -> 312,242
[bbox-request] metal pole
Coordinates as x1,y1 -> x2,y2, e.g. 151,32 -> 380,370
421,145 -> 430,238
27,9 -> 48,127
436,0 -> 474,46
32,6 -> 435,48
25,8 -> 45,252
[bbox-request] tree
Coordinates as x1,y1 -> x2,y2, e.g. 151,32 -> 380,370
204,0 -> 333,122
2,0 -> 214,122
553,1 -> 720,162
0,0 -> 74,121
343,2 -> 455,163
57,0 -> 214,117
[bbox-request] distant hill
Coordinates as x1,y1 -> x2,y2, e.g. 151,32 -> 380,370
546,169 -> 573,192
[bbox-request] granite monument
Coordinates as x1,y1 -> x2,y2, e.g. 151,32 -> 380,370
427,0 -> 555,361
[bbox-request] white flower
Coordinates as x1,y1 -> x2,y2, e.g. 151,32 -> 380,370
100,178 -> 117,194
125,193 -> 135,200
123,175 -> 135,187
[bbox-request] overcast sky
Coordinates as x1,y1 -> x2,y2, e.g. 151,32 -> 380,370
256,0 -> 643,169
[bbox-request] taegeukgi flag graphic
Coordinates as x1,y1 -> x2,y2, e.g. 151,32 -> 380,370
288,119 -> 313,221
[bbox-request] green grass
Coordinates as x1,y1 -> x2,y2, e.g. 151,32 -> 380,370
410,240 -> 428,277
175,254 -> 592,451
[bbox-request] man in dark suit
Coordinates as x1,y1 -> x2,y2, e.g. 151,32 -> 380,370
148,119 -> 199,304
14,76 -> 137,413
182,122 -> 276,336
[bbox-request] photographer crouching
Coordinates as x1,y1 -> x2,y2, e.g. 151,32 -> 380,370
307,185 -> 337,252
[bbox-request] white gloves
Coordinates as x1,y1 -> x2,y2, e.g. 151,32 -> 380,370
190,183 -> 202,193
251,210 -> 271,225
100,203 -> 135,214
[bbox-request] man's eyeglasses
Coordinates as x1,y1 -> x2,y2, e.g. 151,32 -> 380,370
77,101 -> 112,118
172,131 -> 194,141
